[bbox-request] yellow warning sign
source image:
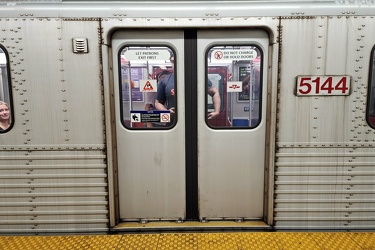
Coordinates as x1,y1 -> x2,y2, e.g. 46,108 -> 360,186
140,79 -> 157,92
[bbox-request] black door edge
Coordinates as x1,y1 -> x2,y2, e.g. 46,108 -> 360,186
184,29 -> 199,220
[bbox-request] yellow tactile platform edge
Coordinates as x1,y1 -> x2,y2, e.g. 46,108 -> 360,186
1,232 -> 375,250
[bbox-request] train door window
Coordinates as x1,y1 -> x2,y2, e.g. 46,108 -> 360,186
367,46 -> 375,128
0,45 -> 13,133
206,45 -> 262,128
119,46 -> 175,129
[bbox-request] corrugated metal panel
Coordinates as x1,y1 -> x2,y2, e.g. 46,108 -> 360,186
0,150 -> 108,233
275,16 -> 375,230
275,147 -> 375,229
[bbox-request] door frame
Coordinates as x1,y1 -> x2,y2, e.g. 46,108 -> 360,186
105,27 -> 276,226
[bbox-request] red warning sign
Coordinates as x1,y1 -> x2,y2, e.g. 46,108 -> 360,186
140,79 -> 157,92
161,113 -> 170,122
143,81 -> 153,91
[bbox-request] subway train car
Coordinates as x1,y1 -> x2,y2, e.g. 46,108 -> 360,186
0,0 -> 375,234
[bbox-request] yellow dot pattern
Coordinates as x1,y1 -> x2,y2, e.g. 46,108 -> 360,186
1,232 -> 375,250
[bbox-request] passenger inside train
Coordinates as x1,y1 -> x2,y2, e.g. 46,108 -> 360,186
0,48 -> 11,132
155,55 -> 176,123
207,79 -> 221,119
0,101 -> 11,131
119,46 -> 262,129
143,70 -> 172,128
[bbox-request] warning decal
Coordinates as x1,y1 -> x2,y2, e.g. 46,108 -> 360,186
123,50 -> 171,61
211,49 -> 258,62
130,110 -> 170,123
131,113 -> 141,122
160,113 -> 170,123
140,80 -> 157,92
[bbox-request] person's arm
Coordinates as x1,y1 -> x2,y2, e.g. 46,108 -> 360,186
155,99 -> 175,114
155,76 -> 175,113
155,99 -> 167,111
208,86 -> 220,119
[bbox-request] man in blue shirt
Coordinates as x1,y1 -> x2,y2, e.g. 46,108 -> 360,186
155,56 -> 176,125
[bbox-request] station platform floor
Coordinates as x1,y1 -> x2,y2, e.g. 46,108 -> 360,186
1,232 -> 375,250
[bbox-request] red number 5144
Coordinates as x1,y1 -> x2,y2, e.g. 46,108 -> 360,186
297,76 -> 350,96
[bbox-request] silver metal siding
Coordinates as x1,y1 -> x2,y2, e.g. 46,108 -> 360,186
275,16 -> 375,230
0,18 -> 107,234
0,1 -> 375,18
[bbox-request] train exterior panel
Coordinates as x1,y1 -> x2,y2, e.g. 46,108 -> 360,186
0,0 -> 374,234
0,17 -> 108,233
276,16 -> 375,230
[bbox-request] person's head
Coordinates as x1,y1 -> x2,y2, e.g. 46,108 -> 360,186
170,55 -> 174,70
0,101 -> 10,124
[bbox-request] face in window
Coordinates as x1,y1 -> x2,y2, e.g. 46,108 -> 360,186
0,102 -> 10,131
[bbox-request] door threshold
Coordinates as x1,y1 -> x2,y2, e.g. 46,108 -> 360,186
112,220 -> 271,232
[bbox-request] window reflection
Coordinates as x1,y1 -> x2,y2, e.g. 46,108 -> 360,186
119,47 -> 175,129
206,46 -> 262,128
368,48 -> 375,128
0,46 -> 12,133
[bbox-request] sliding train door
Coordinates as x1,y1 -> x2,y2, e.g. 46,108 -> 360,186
112,29 -> 268,221
112,30 -> 186,220
197,30 -> 268,219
